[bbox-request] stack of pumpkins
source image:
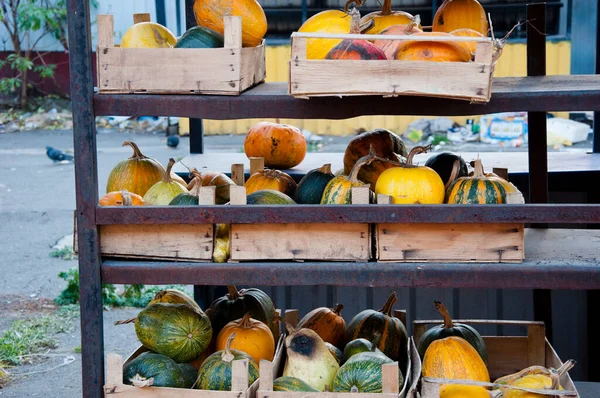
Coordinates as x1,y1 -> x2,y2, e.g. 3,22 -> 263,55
119,0 -> 266,49
299,0 -> 491,63
273,292 -> 408,393
118,286 -> 278,390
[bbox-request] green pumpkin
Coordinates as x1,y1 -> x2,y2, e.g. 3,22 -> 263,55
134,303 -> 212,363
295,164 -> 335,204
446,159 -> 507,204
196,334 -> 259,391
343,338 -> 373,362
321,150 -> 377,204
424,152 -> 468,186
247,189 -> 296,205
333,351 -> 403,393
169,176 -> 203,206
417,301 -> 488,364
175,26 -> 224,48
344,292 -> 408,365
325,342 -> 343,364
273,376 -> 319,392
123,352 -> 196,388
206,285 -> 278,338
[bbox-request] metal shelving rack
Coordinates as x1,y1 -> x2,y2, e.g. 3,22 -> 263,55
66,0 -> 600,396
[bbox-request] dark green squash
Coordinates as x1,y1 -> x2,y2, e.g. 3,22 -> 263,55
344,292 -> 408,364
206,285 -> 278,338
343,338 -> 373,362
424,152 -> 468,187
333,351 -> 403,393
169,176 -> 203,206
196,334 -> 259,391
175,26 -> 224,48
325,342 -> 343,364
273,376 -> 319,392
132,303 -> 212,363
417,301 -> 488,364
247,189 -> 296,205
295,164 -> 335,204
123,352 -> 196,388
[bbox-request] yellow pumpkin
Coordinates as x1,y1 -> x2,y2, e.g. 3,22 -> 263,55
216,313 -> 275,365
193,0 -> 267,47
245,169 -> 297,197
361,0 -> 420,36
422,336 -> 490,383
121,22 -> 177,48
433,0 -> 489,36
440,384 -> 489,398
375,146 -> 445,204
502,374 -> 564,398
298,10 -> 352,59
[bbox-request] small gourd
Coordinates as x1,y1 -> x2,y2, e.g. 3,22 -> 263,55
106,141 -> 165,196
121,22 -> 177,48
99,190 -> 145,206
446,158 -> 507,204
189,168 -> 236,204
245,169 -> 297,197
244,121 -> 307,169
296,304 -> 346,347
143,158 -> 188,205
169,176 -> 203,206
216,313 -> 275,364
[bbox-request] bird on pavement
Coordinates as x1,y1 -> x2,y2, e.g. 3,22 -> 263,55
167,135 -> 180,148
46,146 -> 74,163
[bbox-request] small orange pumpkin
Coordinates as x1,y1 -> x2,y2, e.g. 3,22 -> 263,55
245,169 -> 297,197
216,313 -> 275,364
373,23 -> 422,60
244,121 -> 307,169
450,28 -> 485,57
326,9 -> 386,60
433,0 -> 489,36
98,190 -> 145,206
296,304 -> 346,347
360,0 -> 420,35
395,32 -> 471,62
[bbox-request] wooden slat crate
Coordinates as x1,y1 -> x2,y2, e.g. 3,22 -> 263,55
413,319 -> 579,398
289,32 -> 495,101
96,14 -> 265,95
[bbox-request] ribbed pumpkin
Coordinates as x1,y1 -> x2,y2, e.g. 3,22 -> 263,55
395,32 -> 471,62
273,376 -> 319,392
123,352 -> 196,388
417,301 -> 487,364
360,0 -> 420,36
206,286 -> 278,338
196,334 -> 260,390
298,10 -> 352,59
169,176 -> 203,206
99,190 -> 145,206
189,169 -> 236,205
121,22 -> 177,48
375,146 -> 446,204
296,304 -> 346,347
143,158 -> 188,205
193,0 -> 267,47
106,141 -> 165,196
334,350 -> 403,393
128,303 -> 212,363
433,0 -> 489,36
295,164 -> 335,204
326,9 -> 386,60
175,26 -> 224,48
244,121 -> 307,169
422,336 -> 490,383
446,158 -> 507,204
216,313 -> 275,364
345,292 -> 408,363
450,28 -> 485,57
321,149 -> 375,204
245,169 -> 297,197
343,129 -> 407,190
247,189 -> 296,205
424,152 -> 469,187
467,160 -> 520,194
149,289 -> 202,313
373,23 -> 422,60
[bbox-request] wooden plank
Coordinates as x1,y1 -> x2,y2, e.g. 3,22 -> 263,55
99,224 -> 213,261
382,362 -> 399,394
198,186 -> 216,205
105,354 -> 123,386
231,163 -> 245,186
230,186 -> 247,205
474,41 -> 494,64
133,13 -> 151,24
232,360 -> 250,391
224,16 -> 242,49
351,186 -> 370,204
250,157 -> 265,176
527,322 -> 546,366
378,223 -> 524,263
240,42 -> 267,92
230,223 -> 370,261
97,15 -> 114,48
485,336 -> 530,379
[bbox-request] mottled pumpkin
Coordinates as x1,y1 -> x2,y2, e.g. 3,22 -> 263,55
433,0 -> 489,36
245,169 -> 297,197
149,289 -> 202,313
298,10 -> 352,59
326,9 -> 387,60
422,336 -> 490,383
361,0 -> 420,36
216,313 -> 275,364
106,141 -> 165,196
98,190 -> 145,206
446,158 -> 507,204
395,32 -> 471,62
189,169 -> 236,204
296,304 -> 346,347
244,121 -> 307,169
373,23 -> 422,60
322,148 -> 377,204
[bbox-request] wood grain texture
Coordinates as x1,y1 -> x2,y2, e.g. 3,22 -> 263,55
527,323 -> 546,366
99,224 -> 213,261
229,185 -> 247,205
377,223 -> 524,263
231,164 -> 245,185
224,16 -> 242,49
230,223 -> 371,261
250,157 -> 265,176
97,15 -> 114,48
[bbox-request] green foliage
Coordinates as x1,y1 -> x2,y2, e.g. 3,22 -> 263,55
49,246 -> 76,260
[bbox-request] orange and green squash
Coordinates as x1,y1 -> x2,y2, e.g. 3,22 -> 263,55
149,289 -> 202,313
446,158 -> 507,204
326,9 -> 387,60
296,304 -> 346,347
321,149 -> 377,204
422,336 -> 490,383
189,169 -> 236,204
244,121 -> 307,169
245,169 -> 297,197
433,0 -> 489,36
106,141 -> 165,196
216,313 -> 275,364
295,164 -> 335,204
99,190 -> 145,206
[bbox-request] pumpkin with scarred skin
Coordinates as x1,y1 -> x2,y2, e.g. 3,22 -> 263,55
326,9 -> 386,60
244,121 -> 307,169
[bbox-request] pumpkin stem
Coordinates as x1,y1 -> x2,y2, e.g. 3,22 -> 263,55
153,290 -> 167,301
189,168 -> 203,182
275,118 -> 281,124
555,359 -> 576,378
114,317 -> 136,325
380,0 -> 392,16
434,301 -> 454,328
227,285 -> 240,300
318,163 -> 333,175
349,144 -> 401,184
343,0 -> 363,12
332,303 -> 344,316
348,8 -> 361,34
162,158 -> 175,183
405,145 -> 431,167
445,160 -> 461,190
239,313 -> 253,328
473,158 -> 485,178
378,291 -> 398,316
407,15 -> 421,34
121,190 -> 132,206
123,141 -> 147,159
221,333 -> 236,363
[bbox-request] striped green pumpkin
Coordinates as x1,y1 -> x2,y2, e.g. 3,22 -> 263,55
123,352 -> 195,388
273,376 -> 319,392
446,159 -> 507,204
321,149 -> 376,204
195,334 -> 259,391
343,338 -> 373,362
333,351 -> 403,393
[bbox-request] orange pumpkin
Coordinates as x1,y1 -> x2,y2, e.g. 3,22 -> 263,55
326,9 -> 386,60
373,23 -> 422,60
298,10 -> 352,60
98,190 -> 145,206
245,169 -> 297,197
360,0 -> 419,35
395,32 -> 471,62
296,304 -> 346,347
216,313 -> 275,364
433,0 -> 489,36
244,121 -> 307,169
450,28 -> 485,57
193,0 -> 267,47
106,141 -> 165,196
422,336 -> 490,382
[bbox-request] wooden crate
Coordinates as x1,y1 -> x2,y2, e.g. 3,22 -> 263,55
96,14 -> 265,95
413,319 -> 579,397
375,193 -> 525,263
289,32 -> 495,101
